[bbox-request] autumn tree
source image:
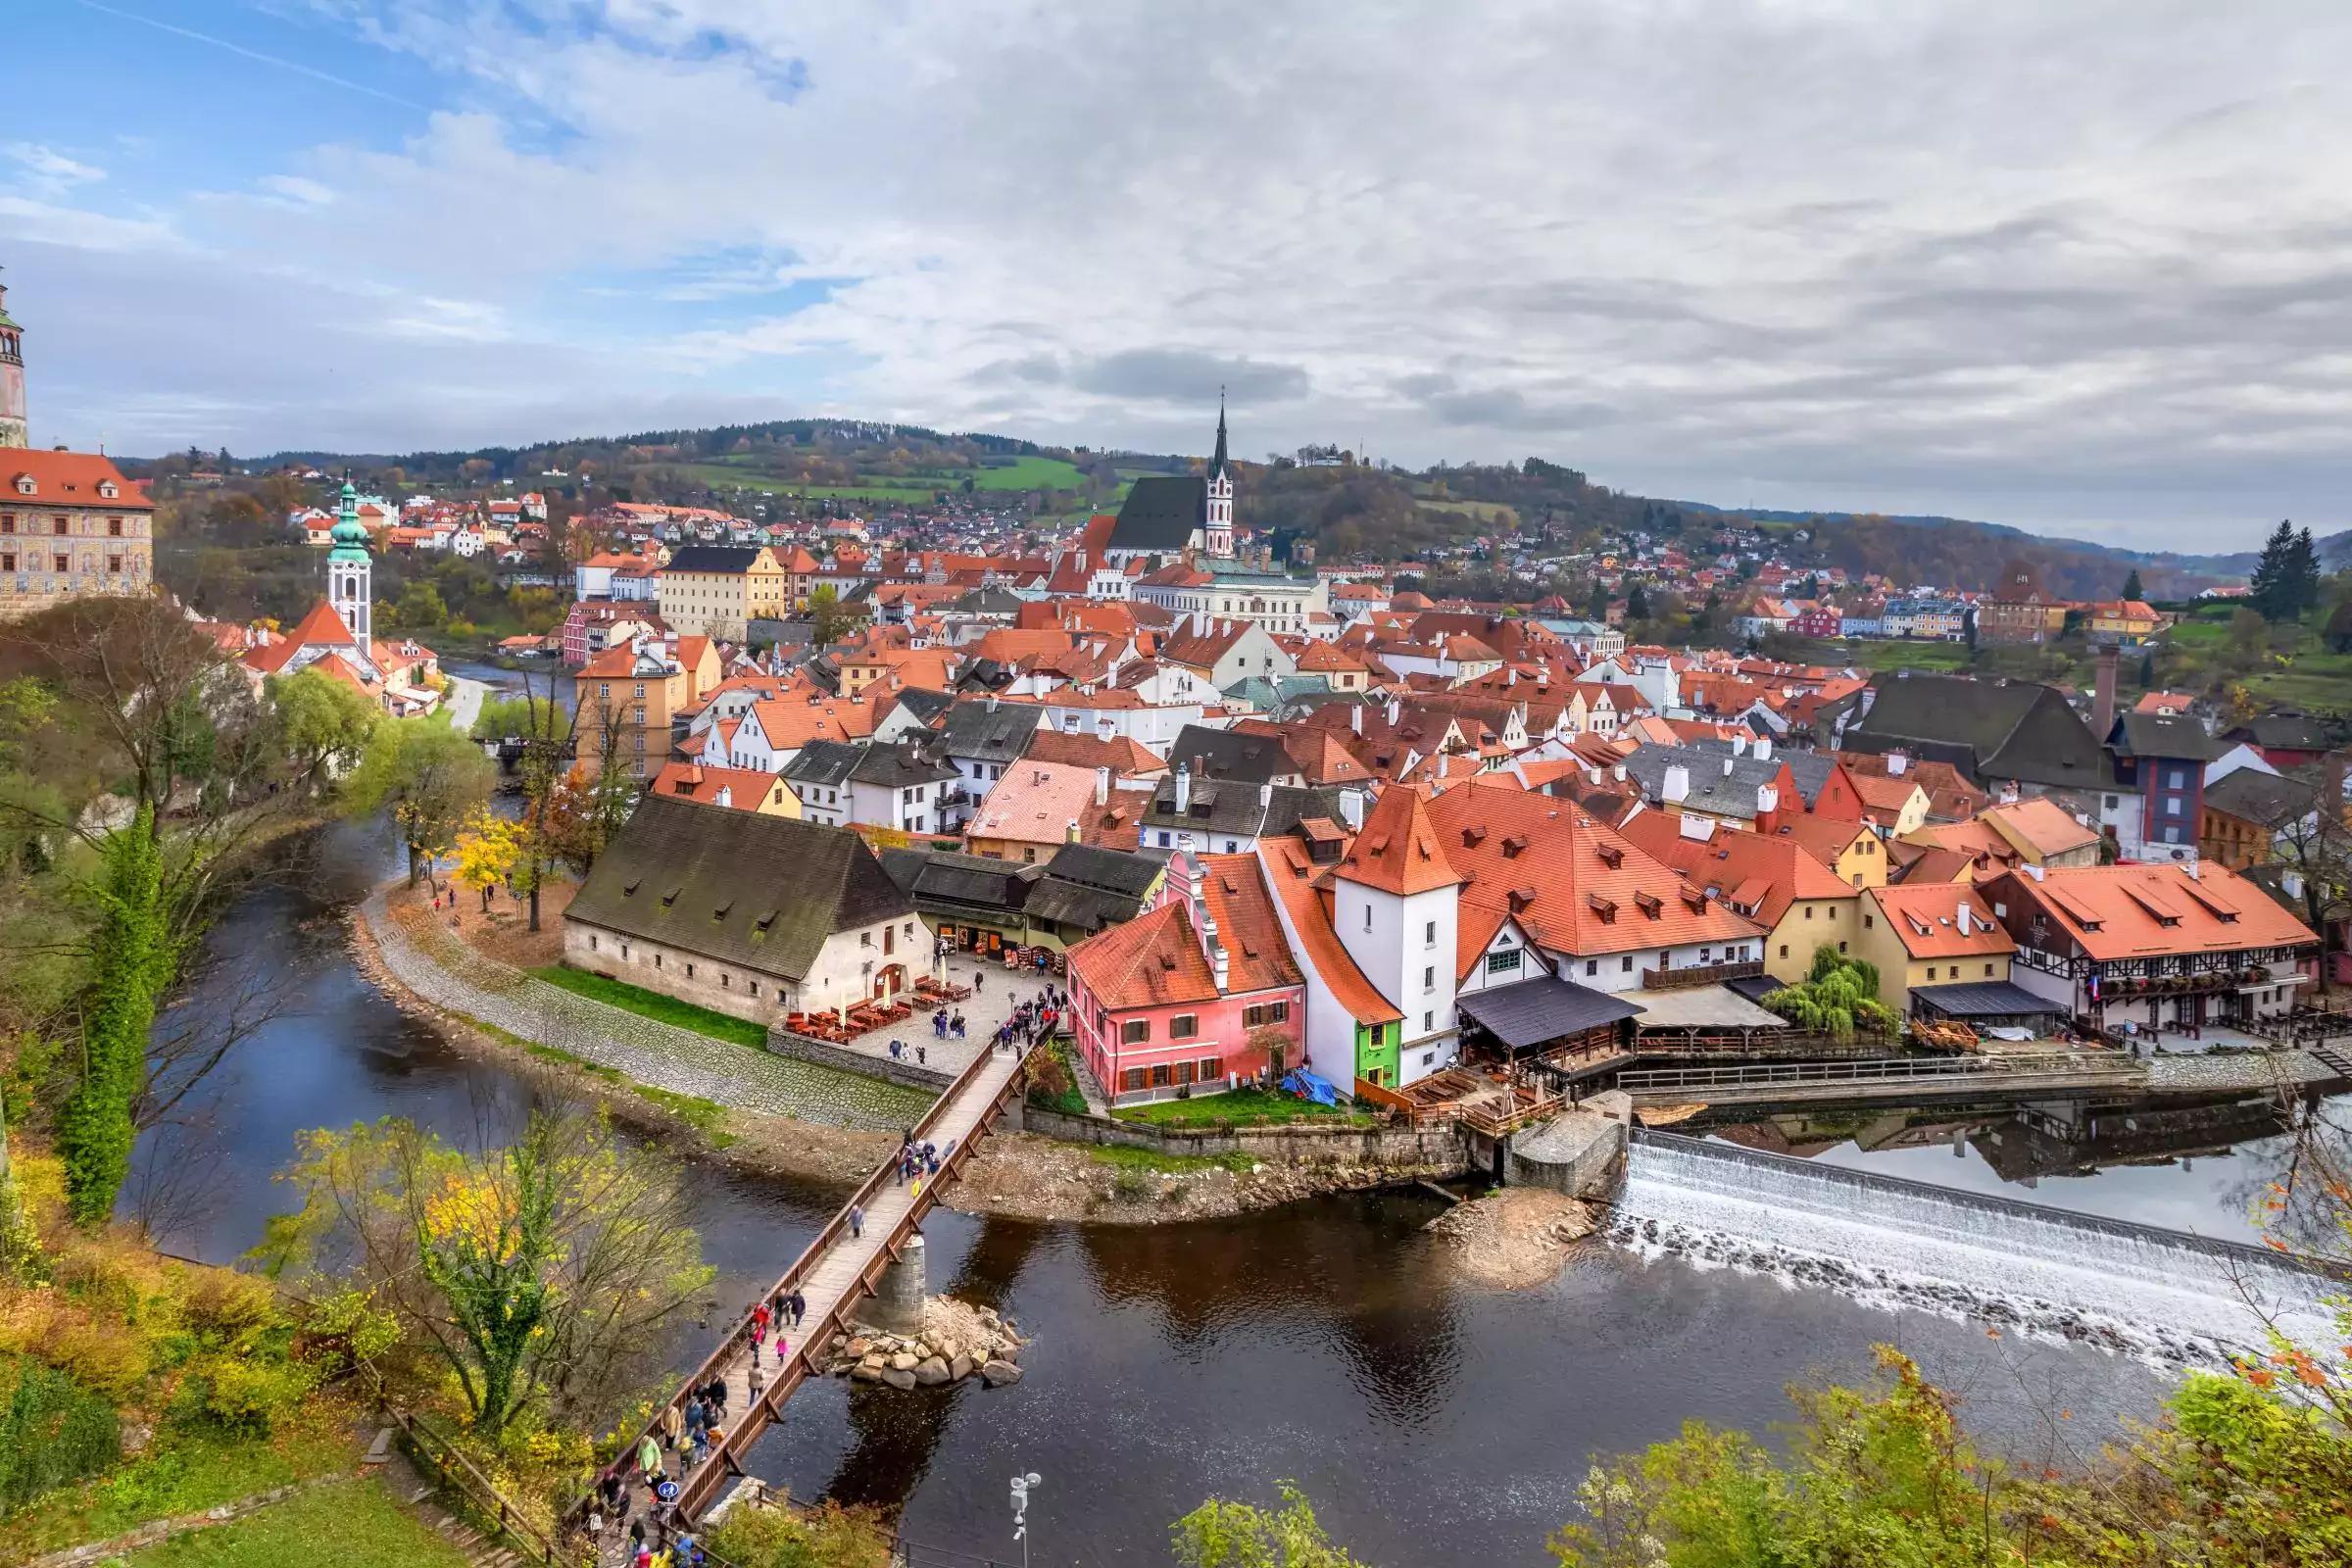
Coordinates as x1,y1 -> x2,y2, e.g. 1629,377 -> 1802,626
260,1108 -> 712,1437
345,718 -> 495,888
451,811 -> 520,912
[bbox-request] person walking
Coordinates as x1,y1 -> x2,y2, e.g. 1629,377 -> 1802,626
850,1202 -> 863,1240
916,1043 -> 927,1065
662,1399 -> 683,1452
788,1289 -> 806,1328
638,1432 -> 663,1488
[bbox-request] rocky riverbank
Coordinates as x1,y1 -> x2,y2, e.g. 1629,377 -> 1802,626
1425,1187 -> 1598,1289
822,1296 -> 1028,1390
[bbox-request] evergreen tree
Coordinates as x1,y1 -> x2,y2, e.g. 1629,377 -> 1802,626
2248,519 -> 2310,621
1626,583 -> 1650,620
2120,567 -> 2143,602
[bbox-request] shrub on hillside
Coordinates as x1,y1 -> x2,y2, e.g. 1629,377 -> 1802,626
0,1356 -> 122,1513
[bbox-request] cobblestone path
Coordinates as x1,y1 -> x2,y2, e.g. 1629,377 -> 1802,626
363,887 -> 933,1132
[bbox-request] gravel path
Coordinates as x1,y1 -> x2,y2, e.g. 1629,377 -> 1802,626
2143,1048 -> 2338,1093
441,673 -> 488,734
363,887 -> 933,1132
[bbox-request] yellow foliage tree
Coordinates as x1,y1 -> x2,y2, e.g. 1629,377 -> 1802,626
452,811 -> 519,912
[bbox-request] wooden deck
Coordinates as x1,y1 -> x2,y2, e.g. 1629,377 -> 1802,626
577,1042 -> 1032,1556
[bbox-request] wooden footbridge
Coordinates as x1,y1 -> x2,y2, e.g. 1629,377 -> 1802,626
1617,1051 -> 2147,1108
573,1041 -> 1034,1553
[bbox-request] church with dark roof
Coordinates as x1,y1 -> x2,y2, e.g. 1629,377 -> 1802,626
1101,401 -> 1238,566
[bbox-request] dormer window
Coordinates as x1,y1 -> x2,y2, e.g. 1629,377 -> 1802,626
97,481 -> 118,499
12,476 -> 31,496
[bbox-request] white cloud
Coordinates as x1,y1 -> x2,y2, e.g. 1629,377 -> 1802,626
24,1 -> 2352,547
6,141 -> 105,195
256,173 -> 334,205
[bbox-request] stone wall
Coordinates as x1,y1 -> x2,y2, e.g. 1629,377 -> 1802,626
1503,1110 -> 1627,1200
1024,1105 -> 1468,1170
766,1028 -> 957,1093
564,920 -> 793,1025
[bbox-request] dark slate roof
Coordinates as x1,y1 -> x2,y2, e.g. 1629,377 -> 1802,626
1908,980 -> 2067,1019
877,844 -> 1152,936
1142,778 -> 1349,840
1022,876 -> 1144,932
2230,712 -> 2336,750
567,793 -> 910,982
1169,722 -> 1301,785
937,701 -> 1043,763
1456,976 -> 1643,1050
1107,476 -> 1205,553
2202,767 -> 2318,828
886,687 -> 956,726
2113,711 -> 2218,761
782,738 -> 957,790
1842,673 -> 2111,789
1686,738 -> 1836,808
780,738 -> 861,789
1044,842 -> 1167,897
664,545 -> 767,575
951,585 -> 1025,615
1620,744 -> 1784,819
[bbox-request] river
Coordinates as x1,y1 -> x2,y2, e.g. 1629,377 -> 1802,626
122,663 -> 2326,1564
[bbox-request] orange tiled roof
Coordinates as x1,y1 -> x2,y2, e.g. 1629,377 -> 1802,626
2006,861 -> 2317,960
1257,837 -> 1402,1024
1067,901 -> 1218,1008
1617,810 -> 1855,928
1335,785 -> 1463,896
1867,883 -> 2015,959
1198,853 -> 1304,995
651,761 -> 788,811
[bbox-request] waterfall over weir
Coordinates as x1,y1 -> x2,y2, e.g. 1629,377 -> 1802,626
1608,1131 -> 2338,1366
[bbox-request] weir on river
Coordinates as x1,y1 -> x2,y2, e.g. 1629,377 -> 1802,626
1610,1129 -> 2341,1363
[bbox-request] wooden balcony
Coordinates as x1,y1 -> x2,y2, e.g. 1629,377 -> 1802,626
1640,957 -> 1765,992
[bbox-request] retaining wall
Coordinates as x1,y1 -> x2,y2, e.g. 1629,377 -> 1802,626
1024,1105 -> 1469,1170
766,1029 -> 958,1093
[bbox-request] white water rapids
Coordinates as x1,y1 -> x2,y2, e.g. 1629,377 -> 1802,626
1607,1134 -> 2339,1366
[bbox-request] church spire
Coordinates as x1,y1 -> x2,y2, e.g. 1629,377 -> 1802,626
1202,393 -> 1235,561
1208,388 -> 1230,482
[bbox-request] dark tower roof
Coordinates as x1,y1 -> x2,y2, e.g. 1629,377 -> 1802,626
1208,394 -> 1230,482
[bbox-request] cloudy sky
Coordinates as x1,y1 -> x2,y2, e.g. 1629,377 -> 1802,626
10,1 -> 2352,551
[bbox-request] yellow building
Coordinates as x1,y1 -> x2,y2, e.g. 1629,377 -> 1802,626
575,633 -> 721,778
1774,815 -> 1889,890
1855,883 -> 2015,1013
2086,599 -> 2161,641
649,761 -> 801,816
657,544 -> 788,640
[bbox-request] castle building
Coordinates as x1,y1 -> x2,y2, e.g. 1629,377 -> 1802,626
0,279 -> 156,617
326,476 -> 373,646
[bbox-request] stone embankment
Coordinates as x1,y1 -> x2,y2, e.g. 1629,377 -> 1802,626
821,1296 -> 1027,1391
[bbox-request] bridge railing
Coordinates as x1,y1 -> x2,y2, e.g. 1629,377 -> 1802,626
573,1040 -> 1033,1534
1616,1053 -> 2131,1093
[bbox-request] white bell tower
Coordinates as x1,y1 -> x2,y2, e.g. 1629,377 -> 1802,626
1204,394 -> 1235,560
326,475 -> 373,647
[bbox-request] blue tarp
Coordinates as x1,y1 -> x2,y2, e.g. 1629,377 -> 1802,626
1281,1068 -> 1341,1105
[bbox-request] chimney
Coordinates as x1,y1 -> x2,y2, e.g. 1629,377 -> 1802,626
1956,900 -> 1972,935
1258,781 -> 1272,810
1887,750 -> 1908,776
1722,756 -> 1735,777
1340,790 -> 1365,830
1387,698 -> 1402,725
1174,763 -> 1191,812
1066,817 -> 1080,844
1754,783 -> 1779,835
714,784 -> 733,808
1095,765 -> 1110,807
1754,737 -> 1772,762
1612,762 -> 1627,782
2092,643 -> 2120,741
987,693 -> 999,712
1663,763 -> 1690,805
1349,703 -> 1363,734
1732,732 -> 1747,757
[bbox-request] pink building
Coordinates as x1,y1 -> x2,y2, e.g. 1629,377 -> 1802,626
1066,851 -> 1304,1103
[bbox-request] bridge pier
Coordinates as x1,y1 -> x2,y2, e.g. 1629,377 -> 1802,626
872,1233 -> 928,1337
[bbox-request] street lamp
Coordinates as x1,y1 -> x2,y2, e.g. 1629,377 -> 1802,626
1009,1472 -> 1042,1567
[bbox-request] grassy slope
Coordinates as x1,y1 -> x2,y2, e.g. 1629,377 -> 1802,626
116,1479 -> 469,1568
526,964 -> 769,1050
4,1408 -> 362,1563
669,452 -> 1095,498
1113,1087 -> 1375,1128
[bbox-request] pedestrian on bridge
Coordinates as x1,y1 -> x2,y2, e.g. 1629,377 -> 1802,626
661,1399 -> 683,1451
850,1203 -> 863,1239
637,1433 -> 663,1489
787,1289 -> 806,1327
